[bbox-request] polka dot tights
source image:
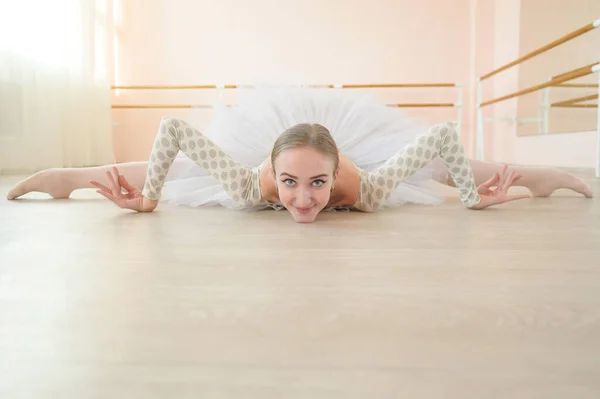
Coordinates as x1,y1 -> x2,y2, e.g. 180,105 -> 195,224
352,121 -> 481,211
143,117 -> 480,212
142,117 -> 268,208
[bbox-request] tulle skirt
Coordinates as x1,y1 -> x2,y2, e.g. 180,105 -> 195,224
161,87 -> 450,210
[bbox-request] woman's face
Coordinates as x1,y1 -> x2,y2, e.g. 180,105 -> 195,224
273,146 -> 338,223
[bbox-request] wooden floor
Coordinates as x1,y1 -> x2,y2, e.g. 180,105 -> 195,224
1,172 -> 599,398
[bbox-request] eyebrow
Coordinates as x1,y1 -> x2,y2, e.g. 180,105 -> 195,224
280,172 -> 329,179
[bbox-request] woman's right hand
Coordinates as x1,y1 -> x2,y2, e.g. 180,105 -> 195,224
90,166 -> 158,212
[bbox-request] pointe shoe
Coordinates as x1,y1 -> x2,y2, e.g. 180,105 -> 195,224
6,169 -> 75,200
528,170 -> 593,198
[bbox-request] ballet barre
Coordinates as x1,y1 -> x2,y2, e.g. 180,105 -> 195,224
553,83 -> 599,88
480,19 -> 600,81
480,63 -> 598,108
551,104 -> 598,108
551,94 -> 598,108
111,82 -> 465,135
111,83 -> 458,90
476,17 -> 600,177
111,103 -> 457,109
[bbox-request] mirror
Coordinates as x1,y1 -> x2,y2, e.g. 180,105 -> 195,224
515,0 -> 599,136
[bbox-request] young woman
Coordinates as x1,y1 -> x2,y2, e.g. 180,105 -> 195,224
7,88 -> 592,223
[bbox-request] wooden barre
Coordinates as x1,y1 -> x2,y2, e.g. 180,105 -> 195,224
112,104 -> 221,109
552,62 -> 599,80
111,83 -> 457,90
111,103 -> 457,109
480,19 -> 600,81
553,83 -> 599,88
392,103 -> 455,107
551,104 -> 598,108
551,94 -> 598,107
338,83 -> 456,88
111,85 -> 238,90
480,63 -> 599,107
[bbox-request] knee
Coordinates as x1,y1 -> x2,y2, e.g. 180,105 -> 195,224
159,116 -> 186,139
160,116 -> 183,124
160,116 -> 174,126
160,116 -> 184,128
425,121 -> 459,150
438,121 -> 459,141
431,121 -> 458,137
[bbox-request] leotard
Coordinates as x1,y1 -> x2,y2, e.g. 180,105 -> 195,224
142,117 -> 481,211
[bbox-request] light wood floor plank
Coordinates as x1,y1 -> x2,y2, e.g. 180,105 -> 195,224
1,172 -> 599,398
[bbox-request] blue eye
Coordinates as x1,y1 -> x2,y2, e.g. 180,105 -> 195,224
312,180 -> 326,187
283,179 -> 295,186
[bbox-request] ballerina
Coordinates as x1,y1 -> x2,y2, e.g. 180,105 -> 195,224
7,88 -> 592,223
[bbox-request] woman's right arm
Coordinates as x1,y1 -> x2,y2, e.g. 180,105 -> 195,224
91,166 -> 159,212
93,116 -> 269,212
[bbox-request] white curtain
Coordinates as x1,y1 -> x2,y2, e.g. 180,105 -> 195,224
0,0 -> 115,174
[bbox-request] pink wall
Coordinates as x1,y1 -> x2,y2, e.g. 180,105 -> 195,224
110,0 -> 598,169
111,0 -> 474,161
479,0 -> 599,168
488,0 -> 521,162
517,0 -> 599,136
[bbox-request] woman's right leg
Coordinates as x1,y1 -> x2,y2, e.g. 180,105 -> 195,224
6,155 -> 199,200
8,116 -> 268,209
6,162 -> 150,200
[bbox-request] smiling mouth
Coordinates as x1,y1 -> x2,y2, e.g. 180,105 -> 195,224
295,206 -> 314,213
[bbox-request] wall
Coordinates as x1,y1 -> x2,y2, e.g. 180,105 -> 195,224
470,0 -> 495,156
110,0 -> 599,169
488,0 -> 522,163
478,0 -> 598,168
517,0 -> 599,136
111,0 -> 474,162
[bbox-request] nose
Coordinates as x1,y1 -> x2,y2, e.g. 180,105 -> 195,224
295,188 -> 312,207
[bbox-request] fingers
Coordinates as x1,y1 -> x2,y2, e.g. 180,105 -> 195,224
511,174 -> 523,187
107,167 -> 122,196
498,167 -> 524,193
118,173 -> 138,193
479,166 -> 522,194
96,189 -> 123,208
111,166 -> 122,190
501,169 -> 515,192
96,189 -> 113,201
495,166 -> 507,192
480,172 -> 500,190
90,180 -> 112,194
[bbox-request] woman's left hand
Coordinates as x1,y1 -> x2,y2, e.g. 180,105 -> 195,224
469,165 -> 531,210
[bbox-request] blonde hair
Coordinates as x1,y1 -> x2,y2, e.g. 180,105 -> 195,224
271,123 -> 339,173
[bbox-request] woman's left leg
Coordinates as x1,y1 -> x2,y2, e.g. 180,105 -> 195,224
442,159 -> 593,198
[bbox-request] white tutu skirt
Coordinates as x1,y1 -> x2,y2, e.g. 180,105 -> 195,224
161,87 -> 450,210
